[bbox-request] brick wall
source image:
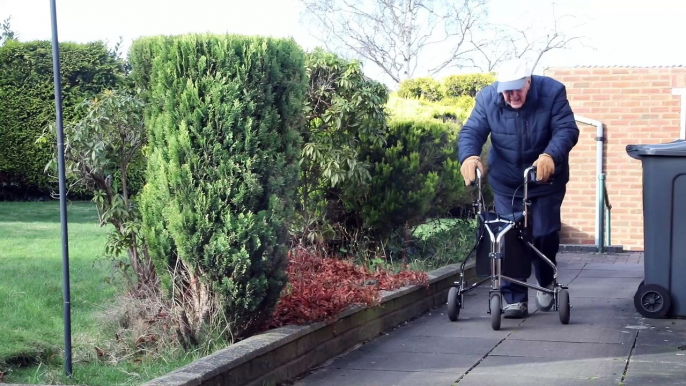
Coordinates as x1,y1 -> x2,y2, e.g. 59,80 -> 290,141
543,66 -> 686,251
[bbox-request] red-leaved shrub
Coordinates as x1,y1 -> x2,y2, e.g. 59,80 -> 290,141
267,247 -> 429,328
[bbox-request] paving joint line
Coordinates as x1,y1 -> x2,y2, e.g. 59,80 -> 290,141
620,327 -> 641,384
450,314 -> 534,384
450,334 -> 510,385
452,261 -> 586,384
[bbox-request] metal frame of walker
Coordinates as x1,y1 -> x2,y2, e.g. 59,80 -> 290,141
446,165 -> 571,330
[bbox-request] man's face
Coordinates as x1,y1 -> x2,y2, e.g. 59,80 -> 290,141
502,77 -> 531,109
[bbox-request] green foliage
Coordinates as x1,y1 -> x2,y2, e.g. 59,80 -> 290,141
387,94 -> 475,126
389,73 -> 494,210
38,89 -> 156,293
1,16 -> 17,46
344,118 -> 466,238
0,39 -> 125,196
407,218 -> 477,270
397,77 -> 443,101
442,72 -> 495,98
133,33 -> 307,340
302,48 -> 388,189
296,48 -> 389,245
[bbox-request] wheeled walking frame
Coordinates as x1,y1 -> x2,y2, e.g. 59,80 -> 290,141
447,165 -> 571,330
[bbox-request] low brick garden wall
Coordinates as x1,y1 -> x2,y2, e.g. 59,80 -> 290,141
142,261 -> 476,386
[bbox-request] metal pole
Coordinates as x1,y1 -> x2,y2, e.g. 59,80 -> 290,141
598,174 -> 605,253
49,0 -> 72,376
605,206 -> 611,247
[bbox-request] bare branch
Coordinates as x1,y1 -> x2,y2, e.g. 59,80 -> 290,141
298,0 -> 490,84
465,3 -> 589,73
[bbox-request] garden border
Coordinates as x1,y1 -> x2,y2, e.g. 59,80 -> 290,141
140,260 -> 476,386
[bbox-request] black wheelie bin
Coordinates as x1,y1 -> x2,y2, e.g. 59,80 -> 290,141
626,139 -> 686,318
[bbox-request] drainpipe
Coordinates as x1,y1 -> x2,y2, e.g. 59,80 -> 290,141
574,115 -> 605,253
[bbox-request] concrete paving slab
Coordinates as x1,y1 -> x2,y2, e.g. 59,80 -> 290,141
400,310 -> 522,338
356,334 -> 500,356
458,355 -> 626,385
491,339 -> 632,360
289,254 -> 686,386
639,318 -> 686,334
292,368 -> 459,386
580,262 -> 644,271
455,374 -> 618,386
632,323 -> 686,349
328,350 -> 482,374
622,360 -> 686,385
631,344 -> 686,364
529,297 -> 642,324
577,269 -> 644,278
507,318 -> 638,344
563,276 -> 641,299
556,262 -> 588,270
455,373 -> 621,386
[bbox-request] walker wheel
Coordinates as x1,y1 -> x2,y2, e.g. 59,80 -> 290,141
634,283 -> 671,319
490,293 -> 502,330
447,286 -> 461,321
558,289 -> 570,324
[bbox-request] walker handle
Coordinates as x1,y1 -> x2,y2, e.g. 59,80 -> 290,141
467,166 -> 483,187
525,166 -> 554,185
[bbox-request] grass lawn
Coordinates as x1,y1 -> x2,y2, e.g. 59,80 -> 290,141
0,201 -> 476,385
0,201 -> 199,385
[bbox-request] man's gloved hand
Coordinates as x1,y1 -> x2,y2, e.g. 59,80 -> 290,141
533,153 -> 555,183
460,156 -> 484,186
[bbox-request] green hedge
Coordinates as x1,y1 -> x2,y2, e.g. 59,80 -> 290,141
133,33 -> 307,339
344,118 -> 466,238
396,72 -> 495,102
442,73 -> 495,98
0,40 -> 124,197
397,77 -> 443,101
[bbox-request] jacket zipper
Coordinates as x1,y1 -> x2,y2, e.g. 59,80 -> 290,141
516,112 -> 522,169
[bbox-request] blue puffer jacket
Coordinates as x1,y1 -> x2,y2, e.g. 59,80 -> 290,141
457,75 -> 579,199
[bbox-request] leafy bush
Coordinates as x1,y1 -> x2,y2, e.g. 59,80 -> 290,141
343,118 -> 466,239
301,48 -> 388,190
442,73 -> 495,98
295,48 -> 389,247
39,89 -> 157,294
397,77 -> 443,101
0,40 -> 125,197
407,218 -> 477,270
133,33 -> 307,342
388,92 -> 477,122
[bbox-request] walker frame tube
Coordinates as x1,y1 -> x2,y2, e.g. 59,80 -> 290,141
452,166 -> 566,310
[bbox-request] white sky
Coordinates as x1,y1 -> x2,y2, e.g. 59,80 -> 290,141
2,0 -> 685,87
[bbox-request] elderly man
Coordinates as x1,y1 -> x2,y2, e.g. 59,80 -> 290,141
457,59 -> 579,318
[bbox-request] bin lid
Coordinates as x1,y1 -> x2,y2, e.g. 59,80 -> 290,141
626,139 -> 686,159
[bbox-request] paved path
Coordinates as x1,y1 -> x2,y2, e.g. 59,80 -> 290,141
292,252 -> 686,386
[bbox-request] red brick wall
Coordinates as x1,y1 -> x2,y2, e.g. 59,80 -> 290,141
543,66 -> 686,251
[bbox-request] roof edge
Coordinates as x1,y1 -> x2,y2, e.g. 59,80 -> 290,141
544,64 -> 686,69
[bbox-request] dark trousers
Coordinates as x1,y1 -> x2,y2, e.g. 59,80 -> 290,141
493,187 -> 566,304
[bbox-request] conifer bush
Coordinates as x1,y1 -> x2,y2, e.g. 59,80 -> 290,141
131,33 -> 306,341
